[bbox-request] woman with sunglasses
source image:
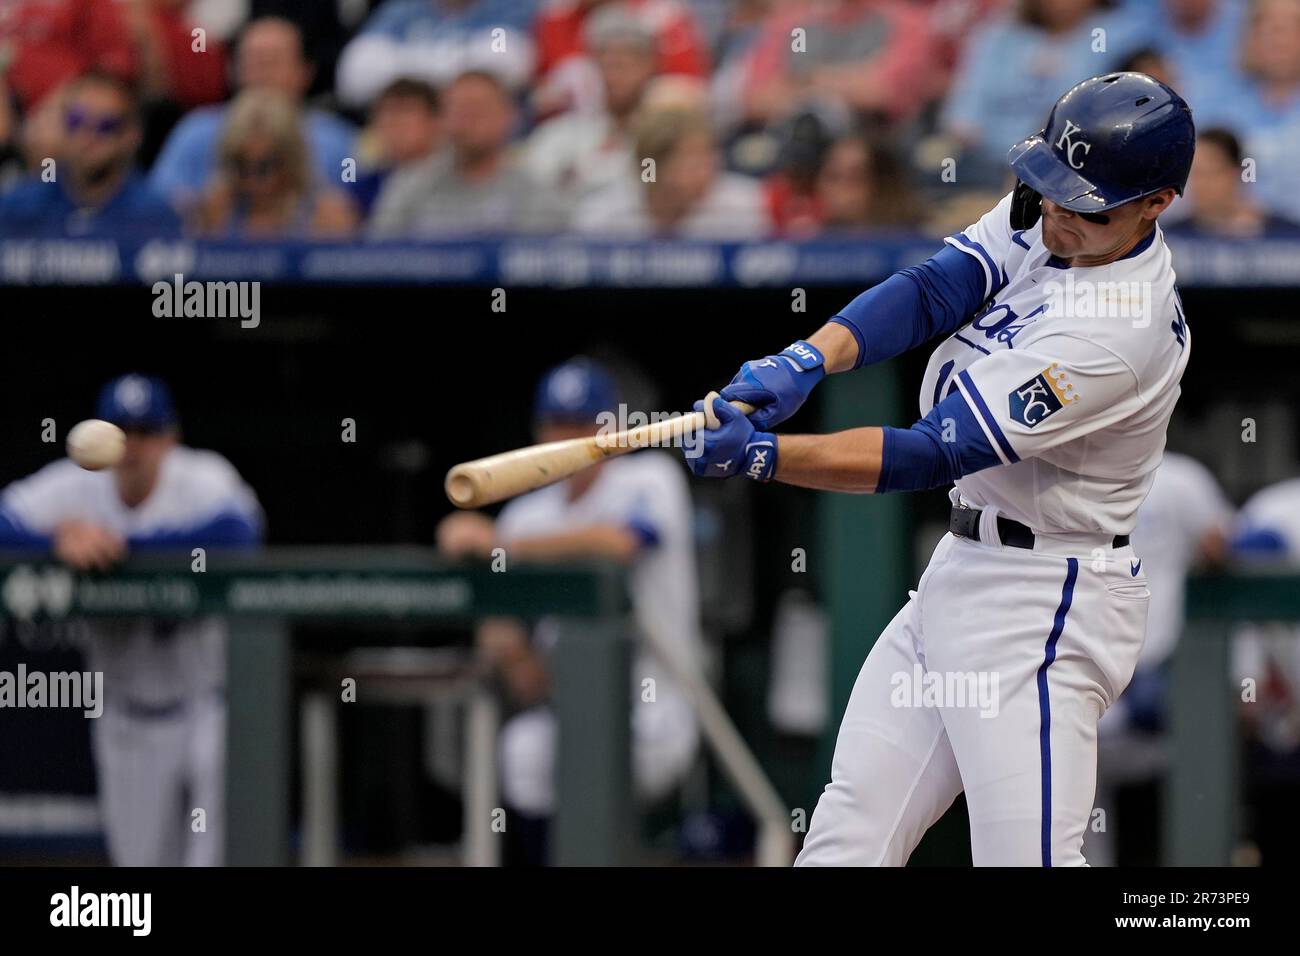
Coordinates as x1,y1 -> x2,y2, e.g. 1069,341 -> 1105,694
192,89 -> 357,239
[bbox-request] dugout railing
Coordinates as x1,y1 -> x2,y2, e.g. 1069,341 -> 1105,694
1172,566 -> 1300,865
0,551 -> 793,866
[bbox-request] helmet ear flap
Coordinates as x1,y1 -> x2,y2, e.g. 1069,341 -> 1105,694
1010,179 -> 1042,230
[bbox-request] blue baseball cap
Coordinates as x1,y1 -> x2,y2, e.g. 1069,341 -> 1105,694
95,374 -> 178,431
533,359 -> 619,425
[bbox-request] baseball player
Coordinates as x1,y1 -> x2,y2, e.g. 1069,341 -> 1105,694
437,359 -> 702,845
0,375 -> 264,866
685,73 -> 1195,866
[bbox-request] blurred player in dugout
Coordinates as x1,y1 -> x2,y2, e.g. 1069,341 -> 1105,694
0,375 -> 264,866
437,358 -> 702,860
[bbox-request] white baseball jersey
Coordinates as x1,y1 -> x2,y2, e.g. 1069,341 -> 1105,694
493,452 -> 703,815
496,451 -> 704,677
922,192 -> 1190,535
1129,452 -> 1232,668
0,447 -> 263,706
1229,480 -> 1300,738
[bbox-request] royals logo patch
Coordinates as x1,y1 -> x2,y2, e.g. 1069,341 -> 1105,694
1008,363 -> 1079,428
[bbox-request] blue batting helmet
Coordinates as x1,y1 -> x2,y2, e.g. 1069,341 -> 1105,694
95,374 -> 178,431
1008,72 -> 1195,214
533,359 -> 619,425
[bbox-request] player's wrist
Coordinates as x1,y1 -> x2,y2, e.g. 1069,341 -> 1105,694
806,323 -> 860,374
742,432 -> 778,482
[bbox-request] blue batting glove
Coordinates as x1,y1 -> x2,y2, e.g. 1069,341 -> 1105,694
685,395 -> 778,481
719,340 -> 826,430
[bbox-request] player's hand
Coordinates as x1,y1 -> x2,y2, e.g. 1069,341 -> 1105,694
685,393 -> 778,481
436,511 -> 498,559
719,340 -> 826,429
53,520 -> 127,572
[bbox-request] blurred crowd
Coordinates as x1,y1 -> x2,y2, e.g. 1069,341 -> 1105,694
1,0 -> 1298,240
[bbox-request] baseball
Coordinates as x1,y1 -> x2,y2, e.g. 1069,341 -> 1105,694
66,419 -> 126,471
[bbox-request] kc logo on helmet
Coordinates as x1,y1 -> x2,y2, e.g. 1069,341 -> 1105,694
1055,120 -> 1092,170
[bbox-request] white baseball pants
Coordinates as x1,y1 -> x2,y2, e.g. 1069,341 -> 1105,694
91,693 -> 225,867
797,530 -> 1148,866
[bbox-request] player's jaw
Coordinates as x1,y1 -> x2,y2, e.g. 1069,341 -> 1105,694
1040,191 -> 1174,266
114,429 -> 178,508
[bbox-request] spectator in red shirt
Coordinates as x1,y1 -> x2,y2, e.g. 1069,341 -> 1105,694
127,0 -> 229,109
533,0 -> 709,117
740,0 -> 940,128
0,0 -> 137,112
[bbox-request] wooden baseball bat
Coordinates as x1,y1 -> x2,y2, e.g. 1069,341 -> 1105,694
445,400 -> 755,509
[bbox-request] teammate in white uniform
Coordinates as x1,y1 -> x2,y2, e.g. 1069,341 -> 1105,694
1088,451 -> 1232,865
1224,478 -> 1300,751
1104,452 -> 1232,727
437,359 -> 702,832
0,375 -> 264,866
685,73 -> 1197,865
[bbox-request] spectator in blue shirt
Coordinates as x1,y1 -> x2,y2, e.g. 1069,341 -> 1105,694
939,0 -> 1145,188
1193,0 -> 1300,223
149,16 -> 357,215
0,70 -> 179,238
1146,0 -> 1247,109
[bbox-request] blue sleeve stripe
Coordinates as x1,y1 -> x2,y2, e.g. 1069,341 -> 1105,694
945,233 -> 998,298
932,359 -> 956,408
956,370 -> 1019,464
625,516 -> 661,550
1231,527 -> 1288,556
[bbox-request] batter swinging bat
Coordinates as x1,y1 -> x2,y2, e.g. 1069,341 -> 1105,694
445,398 -> 755,509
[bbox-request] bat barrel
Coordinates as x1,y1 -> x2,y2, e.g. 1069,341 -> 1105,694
445,467 -> 482,508
443,399 -> 754,509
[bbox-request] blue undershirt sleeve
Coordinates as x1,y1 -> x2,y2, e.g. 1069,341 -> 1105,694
127,509 -> 264,550
875,389 -> 1004,493
0,508 -> 53,551
829,243 -> 993,369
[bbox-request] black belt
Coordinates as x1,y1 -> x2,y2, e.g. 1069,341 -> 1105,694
950,505 -> 1128,550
